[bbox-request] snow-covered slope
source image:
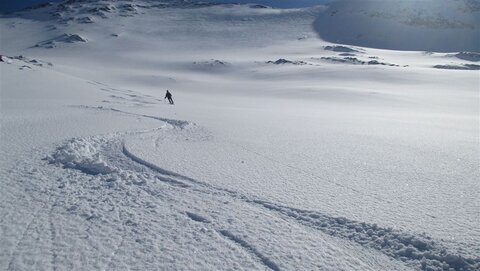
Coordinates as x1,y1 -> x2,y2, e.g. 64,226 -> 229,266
314,0 -> 480,52
1,0 -> 479,270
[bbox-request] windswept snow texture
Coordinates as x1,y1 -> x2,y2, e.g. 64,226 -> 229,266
314,0 -> 480,52
47,119 -> 479,271
1,0 -> 479,270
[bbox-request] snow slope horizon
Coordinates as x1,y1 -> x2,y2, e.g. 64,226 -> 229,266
0,0 -> 333,13
3,0 -> 479,53
1,0 -> 479,270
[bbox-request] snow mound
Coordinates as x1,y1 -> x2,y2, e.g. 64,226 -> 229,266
314,0 -> 480,52
453,52 -> 480,62
76,16 -> 94,23
35,34 -> 87,48
48,137 -> 117,175
433,64 -> 480,70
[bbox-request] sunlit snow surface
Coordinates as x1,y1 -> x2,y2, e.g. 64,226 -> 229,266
0,0 -> 479,270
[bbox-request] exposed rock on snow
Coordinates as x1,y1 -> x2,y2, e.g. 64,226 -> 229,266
433,64 -> 480,70
320,57 -> 399,66
3,55 -> 54,67
147,1 -> 215,9
338,53 -> 357,57
76,16 -> 94,23
88,4 -> 116,13
0,55 -> 13,64
19,65 -> 32,70
324,45 -> 362,53
453,52 -> 480,62
266,59 -> 308,65
119,3 -> 137,11
249,4 -> 270,9
35,34 -> 87,48
118,3 -> 138,16
192,59 -> 231,70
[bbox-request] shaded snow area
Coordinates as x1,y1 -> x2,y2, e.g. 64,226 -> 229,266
314,0 -> 480,52
1,0 -> 479,270
453,52 -> 480,62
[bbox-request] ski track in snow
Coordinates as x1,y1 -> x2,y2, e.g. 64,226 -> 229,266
43,106 -> 480,271
4,180 -> 61,271
218,229 -> 281,271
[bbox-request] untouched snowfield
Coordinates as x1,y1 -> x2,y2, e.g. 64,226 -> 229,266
1,0 -> 479,270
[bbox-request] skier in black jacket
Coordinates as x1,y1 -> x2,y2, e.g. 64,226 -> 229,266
165,90 -> 174,105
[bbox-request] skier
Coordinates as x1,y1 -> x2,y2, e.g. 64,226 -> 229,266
165,90 -> 174,105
